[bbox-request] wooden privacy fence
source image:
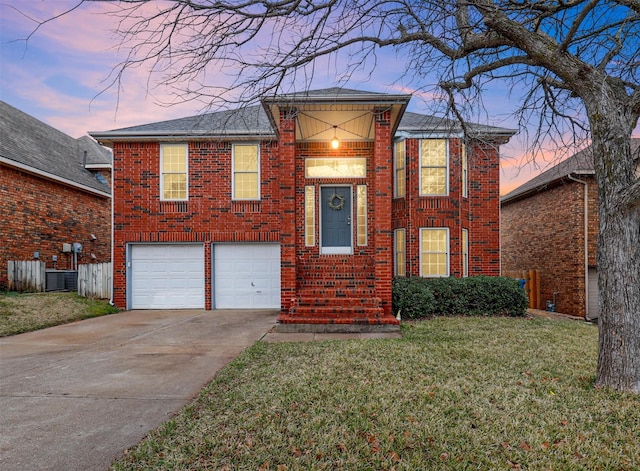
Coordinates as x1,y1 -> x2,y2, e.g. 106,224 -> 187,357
7,260 -> 46,292
77,263 -> 112,299
7,261 -> 111,299
503,269 -> 541,310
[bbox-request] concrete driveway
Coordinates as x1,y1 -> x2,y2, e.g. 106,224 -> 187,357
0,309 -> 278,471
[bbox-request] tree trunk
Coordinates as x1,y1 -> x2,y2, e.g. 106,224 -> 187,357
586,94 -> 640,394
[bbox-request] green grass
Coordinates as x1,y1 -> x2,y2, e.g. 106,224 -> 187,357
0,291 -> 119,336
112,317 -> 639,470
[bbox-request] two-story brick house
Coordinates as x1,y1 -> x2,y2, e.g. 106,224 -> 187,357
90,88 -> 515,331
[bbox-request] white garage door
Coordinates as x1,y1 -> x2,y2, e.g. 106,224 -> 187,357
587,267 -> 599,320
130,244 -> 205,309
214,244 -> 281,308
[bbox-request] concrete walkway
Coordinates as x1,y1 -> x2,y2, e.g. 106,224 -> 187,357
0,309 -> 278,471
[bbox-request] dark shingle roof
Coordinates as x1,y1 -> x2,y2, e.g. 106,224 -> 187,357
501,138 -> 640,204
0,101 -> 111,195
398,111 -> 517,137
90,105 -> 274,139
91,89 -> 516,142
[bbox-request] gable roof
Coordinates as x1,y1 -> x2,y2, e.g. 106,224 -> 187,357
0,101 -> 111,197
501,138 -> 640,204
90,88 -> 517,144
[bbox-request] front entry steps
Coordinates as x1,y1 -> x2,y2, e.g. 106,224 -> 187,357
276,295 -> 400,333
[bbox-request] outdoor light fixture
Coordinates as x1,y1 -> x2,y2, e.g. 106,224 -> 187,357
331,126 -> 339,149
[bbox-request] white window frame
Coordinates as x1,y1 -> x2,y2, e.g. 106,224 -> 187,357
232,143 -> 260,200
419,139 -> 449,196
304,185 -> 315,246
160,143 -> 188,201
461,142 -> 468,198
394,228 -> 406,277
356,185 -> 368,246
394,140 -> 406,198
462,228 -> 469,277
419,228 -> 450,277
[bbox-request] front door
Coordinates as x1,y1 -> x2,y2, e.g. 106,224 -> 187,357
321,186 -> 352,254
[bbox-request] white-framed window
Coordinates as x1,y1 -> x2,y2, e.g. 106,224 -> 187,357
357,185 -> 367,246
420,228 -> 449,277
462,228 -> 469,277
305,185 -> 315,246
394,140 -> 406,198
420,139 -> 448,196
394,229 -> 406,277
461,142 -> 468,198
232,143 -> 260,200
160,143 -> 188,201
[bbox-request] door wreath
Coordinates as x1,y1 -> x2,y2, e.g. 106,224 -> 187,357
328,192 -> 345,211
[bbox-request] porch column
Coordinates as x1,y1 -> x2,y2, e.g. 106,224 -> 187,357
278,108 -> 297,318
373,109 -> 394,317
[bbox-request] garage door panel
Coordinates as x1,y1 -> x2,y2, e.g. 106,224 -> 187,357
131,244 -> 204,309
214,244 -> 281,309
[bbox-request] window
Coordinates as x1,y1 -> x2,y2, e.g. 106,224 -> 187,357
357,185 -> 367,246
462,229 -> 469,277
305,158 -> 366,178
461,142 -> 468,198
233,144 -> 259,199
394,229 -> 406,276
420,228 -> 449,277
420,139 -> 448,195
394,141 -> 406,197
305,186 -> 315,246
161,144 -> 188,200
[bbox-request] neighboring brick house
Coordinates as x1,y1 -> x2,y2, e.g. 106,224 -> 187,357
501,138 -> 640,320
0,101 -> 112,281
90,88 -> 515,331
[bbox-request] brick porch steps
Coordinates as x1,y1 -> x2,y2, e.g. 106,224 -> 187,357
281,295 -> 399,328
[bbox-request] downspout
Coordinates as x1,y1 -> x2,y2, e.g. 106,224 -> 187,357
109,151 -> 115,306
567,173 -> 589,319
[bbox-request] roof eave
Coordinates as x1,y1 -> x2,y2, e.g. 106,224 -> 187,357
501,170 -> 595,205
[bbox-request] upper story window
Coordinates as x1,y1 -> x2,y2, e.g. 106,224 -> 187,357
233,144 -> 260,200
420,139 -> 448,196
461,142 -> 468,198
394,140 -> 406,198
160,143 -> 188,201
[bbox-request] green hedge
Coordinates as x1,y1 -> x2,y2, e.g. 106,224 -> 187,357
392,276 -> 528,319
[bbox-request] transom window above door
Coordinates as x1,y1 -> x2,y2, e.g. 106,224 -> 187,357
305,158 -> 366,178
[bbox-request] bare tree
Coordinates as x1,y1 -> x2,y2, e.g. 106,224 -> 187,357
27,0 -> 639,392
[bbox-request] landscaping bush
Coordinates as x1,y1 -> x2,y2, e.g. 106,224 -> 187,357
393,276 -> 528,319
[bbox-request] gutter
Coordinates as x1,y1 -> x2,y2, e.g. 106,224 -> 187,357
567,173 -> 591,320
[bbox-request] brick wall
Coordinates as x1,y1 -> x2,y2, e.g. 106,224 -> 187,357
391,137 -> 501,278
0,164 -> 111,278
501,177 -> 598,317
111,140 -> 283,308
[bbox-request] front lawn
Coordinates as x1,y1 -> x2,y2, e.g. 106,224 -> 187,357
112,317 -> 639,470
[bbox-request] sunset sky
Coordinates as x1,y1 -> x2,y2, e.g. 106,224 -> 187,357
1,1 -> 637,196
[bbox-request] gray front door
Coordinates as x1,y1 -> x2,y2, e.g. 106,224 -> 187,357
321,186 -> 352,253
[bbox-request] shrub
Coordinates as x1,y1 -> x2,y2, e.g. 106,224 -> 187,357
392,276 -> 528,319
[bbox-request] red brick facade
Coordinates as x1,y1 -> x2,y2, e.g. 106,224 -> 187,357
501,177 -> 598,317
0,164 -> 111,278
98,90 -> 510,329
392,138 -> 502,278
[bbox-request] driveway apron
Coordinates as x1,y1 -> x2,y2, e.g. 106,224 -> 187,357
0,309 -> 278,471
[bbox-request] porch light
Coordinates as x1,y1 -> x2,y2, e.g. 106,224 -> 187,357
331,126 -> 339,149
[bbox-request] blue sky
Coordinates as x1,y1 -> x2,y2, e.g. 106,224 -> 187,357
1,1 -> 636,195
